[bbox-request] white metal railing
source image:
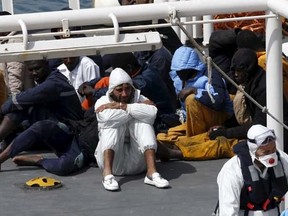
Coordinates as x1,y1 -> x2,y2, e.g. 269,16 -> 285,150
0,1 -> 286,139
0,0 -> 269,45
0,0 -> 284,141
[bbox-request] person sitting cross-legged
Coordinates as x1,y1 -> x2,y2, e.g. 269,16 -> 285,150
94,68 -> 169,191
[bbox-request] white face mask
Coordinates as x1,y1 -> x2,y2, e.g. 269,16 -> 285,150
257,152 -> 278,168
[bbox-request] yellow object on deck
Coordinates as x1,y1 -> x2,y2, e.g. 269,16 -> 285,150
25,176 -> 62,190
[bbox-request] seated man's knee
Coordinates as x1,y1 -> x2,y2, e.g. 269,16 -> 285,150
54,158 -> 74,176
31,120 -> 68,136
185,94 -> 197,105
56,153 -> 84,176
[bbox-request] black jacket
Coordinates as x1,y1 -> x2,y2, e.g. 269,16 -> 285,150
219,48 -> 267,139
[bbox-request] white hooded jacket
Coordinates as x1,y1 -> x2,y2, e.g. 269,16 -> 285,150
95,67 -> 157,129
94,68 -> 158,175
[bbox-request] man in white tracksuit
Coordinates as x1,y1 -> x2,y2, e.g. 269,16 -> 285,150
217,124 -> 288,216
94,68 -> 169,191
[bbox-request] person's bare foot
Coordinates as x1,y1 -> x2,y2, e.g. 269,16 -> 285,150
156,142 -> 183,161
156,142 -> 172,162
12,155 -> 43,166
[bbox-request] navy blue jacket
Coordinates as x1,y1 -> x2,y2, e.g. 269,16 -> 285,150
132,64 -> 175,115
1,70 -> 83,122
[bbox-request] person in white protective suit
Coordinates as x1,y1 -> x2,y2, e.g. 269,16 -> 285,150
94,68 -> 169,191
217,124 -> 288,216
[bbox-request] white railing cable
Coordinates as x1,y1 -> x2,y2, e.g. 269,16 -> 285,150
206,56 -> 216,104
174,18 -> 216,104
0,30 -> 16,44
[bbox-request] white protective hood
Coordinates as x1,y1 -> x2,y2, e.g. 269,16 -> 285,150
107,67 -> 140,102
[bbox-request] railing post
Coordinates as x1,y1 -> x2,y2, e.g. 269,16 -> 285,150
192,16 -> 202,40
68,0 -> 80,9
202,15 -> 213,46
266,11 -> 284,150
180,16 -> 192,44
2,0 -> 14,14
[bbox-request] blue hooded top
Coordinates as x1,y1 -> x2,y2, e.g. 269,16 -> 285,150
170,46 -> 233,119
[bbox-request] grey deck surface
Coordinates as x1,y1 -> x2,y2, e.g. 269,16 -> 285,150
0,152 -> 228,216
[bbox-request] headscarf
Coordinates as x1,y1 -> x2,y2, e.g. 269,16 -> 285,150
230,48 -> 259,80
236,30 -> 264,51
107,68 -> 139,102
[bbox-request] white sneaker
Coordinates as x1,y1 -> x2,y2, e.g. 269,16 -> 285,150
144,172 -> 169,188
102,174 -> 119,191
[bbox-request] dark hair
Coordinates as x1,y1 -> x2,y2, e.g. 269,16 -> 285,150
103,52 -> 140,72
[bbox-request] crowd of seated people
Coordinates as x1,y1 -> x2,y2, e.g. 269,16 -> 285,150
0,1 -> 287,195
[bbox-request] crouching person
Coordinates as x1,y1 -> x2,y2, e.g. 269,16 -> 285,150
95,68 -> 169,191
217,124 -> 288,215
